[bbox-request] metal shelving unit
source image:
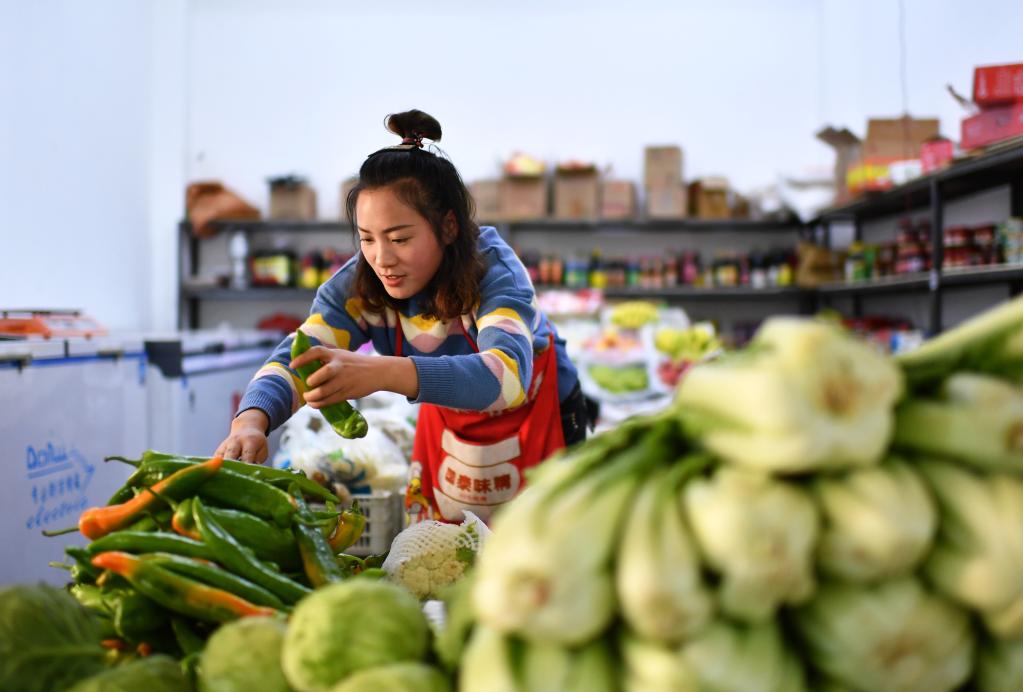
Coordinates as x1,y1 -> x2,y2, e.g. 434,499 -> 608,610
811,139 -> 1023,333
179,143 -> 1023,331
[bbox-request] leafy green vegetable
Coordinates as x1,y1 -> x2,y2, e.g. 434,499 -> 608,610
66,655 -> 191,692
199,616 -> 290,692
0,584 -> 106,692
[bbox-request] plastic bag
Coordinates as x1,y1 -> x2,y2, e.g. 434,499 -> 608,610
272,406 -> 409,495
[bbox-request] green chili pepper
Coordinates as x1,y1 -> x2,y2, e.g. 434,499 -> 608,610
112,451 -> 339,503
107,587 -> 169,640
91,551 -> 280,623
70,583 -> 111,614
87,531 -> 215,561
203,507 -> 301,571
362,553 -> 388,570
170,617 -> 206,657
122,462 -> 297,528
66,547 -> 102,583
192,498 -> 311,605
289,488 -> 345,587
291,330 -> 369,439
140,553 -> 287,611
79,457 -> 224,540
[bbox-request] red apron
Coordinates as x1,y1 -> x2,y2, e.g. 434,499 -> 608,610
396,315 -> 565,524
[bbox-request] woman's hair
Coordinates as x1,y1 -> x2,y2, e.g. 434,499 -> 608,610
345,109 -> 486,321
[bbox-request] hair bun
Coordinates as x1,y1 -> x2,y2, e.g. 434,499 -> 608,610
385,110 -> 442,144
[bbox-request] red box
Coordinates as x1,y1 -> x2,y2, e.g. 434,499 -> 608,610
920,138 -> 954,174
973,63 -> 1023,107
961,104 -> 1023,150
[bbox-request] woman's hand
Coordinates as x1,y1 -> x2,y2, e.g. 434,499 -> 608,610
215,408 -> 269,464
290,346 -> 419,405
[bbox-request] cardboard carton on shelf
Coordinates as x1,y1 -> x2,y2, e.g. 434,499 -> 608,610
470,180 -> 502,221
644,145 -> 683,189
269,176 -> 317,220
498,176 -> 548,220
689,177 -> 731,219
961,104 -> 1023,150
600,180 -> 636,220
973,63 -> 1023,107
645,184 -> 687,219
845,116 -> 940,195
553,164 -> 600,220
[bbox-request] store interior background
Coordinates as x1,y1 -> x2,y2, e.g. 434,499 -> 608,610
2,0 -> 1021,333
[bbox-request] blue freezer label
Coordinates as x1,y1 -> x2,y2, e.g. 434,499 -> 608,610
24,441 -> 95,530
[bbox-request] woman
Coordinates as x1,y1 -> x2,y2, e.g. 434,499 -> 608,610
217,110 -> 587,523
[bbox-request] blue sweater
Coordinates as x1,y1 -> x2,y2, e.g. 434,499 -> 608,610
239,226 -> 579,432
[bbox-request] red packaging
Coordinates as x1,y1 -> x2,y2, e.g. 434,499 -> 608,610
920,138 -> 954,173
973,63 -> 1023,107
961,104 -> 1023,150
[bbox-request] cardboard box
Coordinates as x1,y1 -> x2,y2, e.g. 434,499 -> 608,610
688,177 -> 730,219
553,168 -> 599,220
644,146 -> 683,189
470,180 -> 502,221
961,103 -> 1023,150
600,181 -> 636,220
973,63 -> 1023,107
646,185 -> 687,219
861,117 -> 940,160
843,116 -> 940,196
269,177 -> 317,220
498,177 -> 548,220
339,176 -> 359,220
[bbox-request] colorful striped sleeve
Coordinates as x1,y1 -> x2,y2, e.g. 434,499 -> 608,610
409,243 -> 537,412
236,261 -> 371,432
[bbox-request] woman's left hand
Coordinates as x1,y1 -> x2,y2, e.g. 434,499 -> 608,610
289,346 -> 419,406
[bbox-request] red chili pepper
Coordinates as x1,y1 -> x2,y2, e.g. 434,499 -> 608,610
91,551 -> 279,622
78,456 -> 223,540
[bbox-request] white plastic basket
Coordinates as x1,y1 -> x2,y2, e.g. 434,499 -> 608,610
345,491 -> 403,557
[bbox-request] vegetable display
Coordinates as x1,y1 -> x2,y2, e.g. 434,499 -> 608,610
452,295 -> 1023,691
21,292 -> 1023,690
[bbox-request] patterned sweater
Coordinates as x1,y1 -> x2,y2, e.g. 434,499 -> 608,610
238,226 -> 578,432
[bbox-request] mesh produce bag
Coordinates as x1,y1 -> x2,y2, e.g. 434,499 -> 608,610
382,512 -> 490,601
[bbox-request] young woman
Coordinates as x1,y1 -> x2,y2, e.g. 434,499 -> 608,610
216,110 -> 587,523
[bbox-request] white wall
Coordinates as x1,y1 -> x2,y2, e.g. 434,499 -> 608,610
0,2 -> 155,330
2,0 -> 1021,330
186,0 -> 1023,218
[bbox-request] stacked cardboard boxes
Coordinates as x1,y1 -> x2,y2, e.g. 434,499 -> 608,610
962,63 -> 1023,150
553,163 -> 600,220
644,146 -> 686,219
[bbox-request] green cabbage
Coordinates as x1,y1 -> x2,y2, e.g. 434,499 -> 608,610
67,655 -> 191,692
199,616 -> 290,692
282,581 -> 430,692
0,584 -> 106,692
329,662 -> 450,692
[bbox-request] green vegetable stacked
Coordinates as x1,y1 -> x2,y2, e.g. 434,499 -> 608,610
53,450 -> 370,671
446,295 -> 1023,691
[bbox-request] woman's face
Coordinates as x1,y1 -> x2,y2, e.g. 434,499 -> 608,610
355,186 -> 450,300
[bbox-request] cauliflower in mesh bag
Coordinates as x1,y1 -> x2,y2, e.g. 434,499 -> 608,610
383,512 -> 489,600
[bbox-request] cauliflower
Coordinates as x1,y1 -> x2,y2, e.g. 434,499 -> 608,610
383,514 -> 487,600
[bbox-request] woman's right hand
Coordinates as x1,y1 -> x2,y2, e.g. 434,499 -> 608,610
215,408 -> 270,464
